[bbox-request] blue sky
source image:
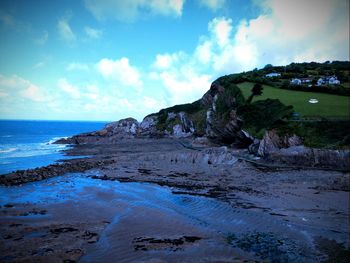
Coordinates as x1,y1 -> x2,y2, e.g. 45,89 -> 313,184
0,0 -> 349,121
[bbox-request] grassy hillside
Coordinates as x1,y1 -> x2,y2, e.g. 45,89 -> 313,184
149,61 -> 350,148
237,82 -> 350,119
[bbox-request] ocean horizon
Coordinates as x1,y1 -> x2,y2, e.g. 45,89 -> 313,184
0,120 -> 107,175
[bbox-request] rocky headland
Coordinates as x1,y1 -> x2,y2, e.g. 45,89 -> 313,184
1,69 -> 349,262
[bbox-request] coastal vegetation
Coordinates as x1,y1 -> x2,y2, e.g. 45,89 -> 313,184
151,61 -> 350,148
237,82 -> 350,118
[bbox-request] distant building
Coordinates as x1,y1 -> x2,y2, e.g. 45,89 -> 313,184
265,72 -> 281,78
291,78 -> 301,85
317,78 -> 324,86
328,76 -> 340,85
300,78 -> 312,83
317,76 -> 340,86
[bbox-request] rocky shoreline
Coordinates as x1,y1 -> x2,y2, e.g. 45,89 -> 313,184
1,78 -> 349,262
0,137 -> 349,262
1,132 -> 348,187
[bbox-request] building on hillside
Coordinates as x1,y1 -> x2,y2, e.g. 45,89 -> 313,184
328,76 -> 340,85
300,78 -> 312,83
290,78 -> 301,85
265,72 -> 281,78
317,76 -> 340,86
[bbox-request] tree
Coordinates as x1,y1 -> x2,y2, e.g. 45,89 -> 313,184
247,83 -> 263,104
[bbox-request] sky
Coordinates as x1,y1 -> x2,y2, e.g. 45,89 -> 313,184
0,0 -> 349,121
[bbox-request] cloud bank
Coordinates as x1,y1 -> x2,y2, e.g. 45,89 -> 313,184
1,0 -> 348,121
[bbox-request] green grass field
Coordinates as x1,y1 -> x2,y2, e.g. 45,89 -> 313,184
237,82 -> 350,119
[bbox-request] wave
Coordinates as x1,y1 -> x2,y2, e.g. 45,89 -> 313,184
47,137 -> 68,145
0,141 -> 68,158
0,147 -> 17,153
0,161 -> 12,165
1,135 -> 13,138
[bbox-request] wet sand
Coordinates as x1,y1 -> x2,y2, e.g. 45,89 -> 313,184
0,138 -> 349,262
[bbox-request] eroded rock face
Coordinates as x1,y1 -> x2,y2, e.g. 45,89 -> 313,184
257,129 -> 303,157
202,82 -> 253,147
139,115 -> 158,136
171,112 -> 195,138
201,82 -> 225,107
105,117 -> 139,136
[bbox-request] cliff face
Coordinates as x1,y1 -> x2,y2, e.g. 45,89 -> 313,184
55,75 -> 293,147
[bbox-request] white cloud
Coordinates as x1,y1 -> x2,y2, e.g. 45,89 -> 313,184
232,0 -> 350,67
84,26 -> 102,39
195,41 -> 212,64
57,78 -> 80,99
0,75 -> 49,102
153,52 -> 184,70
66,62 -> 89,71
208,17 -> 232,48
198,0 -> 226,11
85,84 -> 100,100
142,96 -> 166,109
96,57 -> 143,90
194,0 -> 349,75
20,84 -> 47,102
35,30 -> 48,45
57,16 -> 76,42
149,0 -> 349,106
152,63 -> 212,105
83,0 -> 185,22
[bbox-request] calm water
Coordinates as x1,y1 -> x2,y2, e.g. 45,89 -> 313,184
0,120 -> 107,174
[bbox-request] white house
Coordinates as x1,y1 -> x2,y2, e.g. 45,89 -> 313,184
317,78 -> 324,86
291,78 -> 301,85
301,78 -> 312,83
265,72 -> 281,78
317,76 -> 340,86
328,76 -> 340,85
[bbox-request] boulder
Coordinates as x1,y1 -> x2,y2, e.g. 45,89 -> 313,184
257,129 -> 303,156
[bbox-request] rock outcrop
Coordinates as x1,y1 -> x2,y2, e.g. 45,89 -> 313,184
256,129 -> 303,157
105,117 -> 139,136
246,129 -> 350,169
202,81 -> 253,147
55,80 -> 258,146
171,112 -> 195,138
266,146 -> 350,169
55,118 -> 140,144
139,116 -> 157,133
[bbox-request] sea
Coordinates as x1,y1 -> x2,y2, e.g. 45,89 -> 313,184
0,120 -> 107,175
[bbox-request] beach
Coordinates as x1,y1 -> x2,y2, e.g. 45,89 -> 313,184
1,137 -> 349,262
